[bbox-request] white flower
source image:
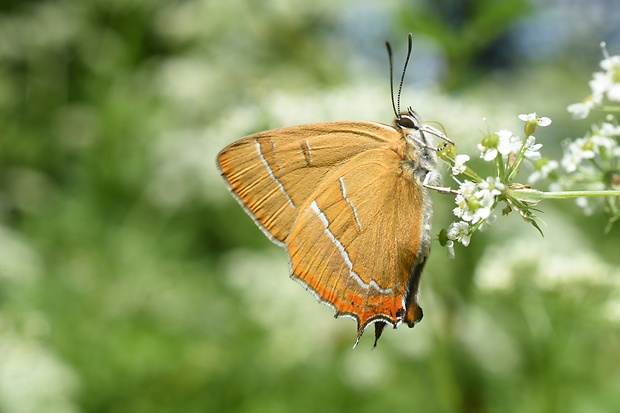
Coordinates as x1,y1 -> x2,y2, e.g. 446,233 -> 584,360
578,141 -> 597,160
480,147 -> 498,161
478,143 -> 498,161
445,240 -> 455,259
477,176 -> 505,196
453,204 -> 464,219
600,55 -> 620,72
518,113 -> 552,127
590,134 -> 616,153
447,221 -> 471,246
524,136 -> 543,160
561,136 -> 600,173
589,71 -> 612,103
596,55 -> 620,101
588,61 -> 620,102
497,129 -> 522,157
578,137 -> 599,159
478,214 -> 497,232
453,180 -> 477,219
598,122 -> 620,137
567,101 -> 594,119
608,84 -> 620,101
538,117 -> 552,127
568,53 -> 620,119
452,154 -> 470,175
561,150 -> 581,173
470,199 -> 492,223
453,178 -> 503,225
528,159 -> 559,183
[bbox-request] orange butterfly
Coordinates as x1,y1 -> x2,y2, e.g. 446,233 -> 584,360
217,34 -> 452,346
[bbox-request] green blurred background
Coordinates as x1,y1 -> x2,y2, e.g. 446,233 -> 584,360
1,0 -> 620,412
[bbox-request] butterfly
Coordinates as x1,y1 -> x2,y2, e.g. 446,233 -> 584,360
216,34 -> 452,347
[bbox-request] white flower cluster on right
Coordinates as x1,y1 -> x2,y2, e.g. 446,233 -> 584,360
439,45 -> 620,257
533,44 -> 620,222
552,118 -> 620,217
561,121 -> 620,173
568,43 -> 620,119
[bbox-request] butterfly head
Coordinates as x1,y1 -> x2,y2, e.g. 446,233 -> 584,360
395,107 -> 427,137
395,107 -> 421,130
386,34 -> 454,156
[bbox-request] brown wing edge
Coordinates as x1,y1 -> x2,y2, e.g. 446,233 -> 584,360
216,149 -> 287,247
284,251 -> 429,348
285,258 -> 395,348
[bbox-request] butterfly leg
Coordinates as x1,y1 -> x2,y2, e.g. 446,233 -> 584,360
424,184 -> 458,195
412,135 -> 439,152
423,171 -> 458,195
419,125 -> 454,145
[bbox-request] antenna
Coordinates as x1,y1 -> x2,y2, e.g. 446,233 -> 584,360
386,40 -> 398,119
397,33 -> 414,116
386,33 -> 414,118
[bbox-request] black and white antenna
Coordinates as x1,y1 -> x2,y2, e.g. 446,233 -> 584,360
386,33 -> 414,119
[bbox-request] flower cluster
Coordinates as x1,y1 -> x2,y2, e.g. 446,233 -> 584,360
561,120 -> 620,174
438,113 -> 551,257
530,45 -> 620,228
552,118 -> 620,227
436,45 -> 620,256
452,177 -> 505,224
528,158 -> 559,184
567,43 -> 620,119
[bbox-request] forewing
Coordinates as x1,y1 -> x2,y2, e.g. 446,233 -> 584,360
216,121 -> 400,245
286,148 -> 426,341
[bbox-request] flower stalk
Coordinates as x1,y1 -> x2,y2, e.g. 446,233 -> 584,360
509,188 -> 620,201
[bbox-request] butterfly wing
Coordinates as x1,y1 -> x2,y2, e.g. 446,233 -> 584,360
216,121 -> 400,245
287,148 -> 429,345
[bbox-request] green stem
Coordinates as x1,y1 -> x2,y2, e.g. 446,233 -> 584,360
505,145 -> 528,183
539,190 -> 620,199
509,188 -> 620,202
599,106 -> 620,112
496,155 -> 505,181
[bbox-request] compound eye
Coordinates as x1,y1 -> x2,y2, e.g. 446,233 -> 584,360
397,115 -> 418,129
